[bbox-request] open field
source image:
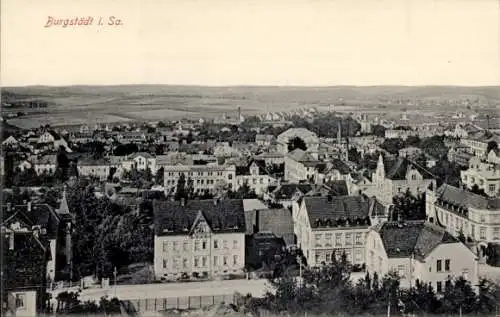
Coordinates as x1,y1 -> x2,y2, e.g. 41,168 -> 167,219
2,85 -> 499,128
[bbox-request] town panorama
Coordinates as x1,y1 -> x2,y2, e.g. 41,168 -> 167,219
1,86 -> 500,316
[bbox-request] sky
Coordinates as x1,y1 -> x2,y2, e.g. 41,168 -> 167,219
1,0 -> 499,87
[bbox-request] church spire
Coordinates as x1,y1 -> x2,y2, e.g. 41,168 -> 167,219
337,122 -> 341,144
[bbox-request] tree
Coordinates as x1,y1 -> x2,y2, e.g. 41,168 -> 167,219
287,137 -> 307,152
174,173 -> 187,201
372,125 -> 387,138
155,167 -> 164,185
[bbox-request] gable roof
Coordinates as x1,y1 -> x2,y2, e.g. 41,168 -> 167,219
375,220 -> 459,259
385,157 -> 434,180
303,195 -> 374,229
153,199 -> 246,236
323,180 -> 349,196
2,204 -> 60,239
435,183 -> 500,210
272,183 -> 314,200
329,159 -> 352,175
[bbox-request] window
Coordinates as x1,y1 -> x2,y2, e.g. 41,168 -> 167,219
202,240 -> 207,250
480,179 -> 484,185
253,179 -> 257,184
325,252 -> 331,262
471,224 -> 475,238
223,240 -> 228,249
194,257 -> 200,267
480,227 -> 486,240
437,281 -> 442,293
480,214 -> 486,223
173,241 -> 179,252
223,256 -> 228,266
411,174 -> 416,180
233,255 -> 238,265
325,233 -> 332,246
202,256 -> 207,267
355,249 -> 362,262
194,240 -> 200,251
214,240 -> 219,249
445,259 -> 450,272
489,184 -> 496,193
183,242 -> 189,252
315,252 -> 321,264
345,250 -> 352,262
15,294 -> 25,309
494,227 -> 500,240
163,242 -> 168,252
436,260 -> 442,272
345,233 -> 352,246
183,258 -> 188,268
163,259 -> 168,269
213,256 -> 218,266
260,178 -> 263,184
233,240 -> 238,249
173,257 -> 180,269
315,234 -> 322,247
228,174 -> 233,180
355,233 -> 362,245
397,265 -> 405,277
335,233 -> 342,246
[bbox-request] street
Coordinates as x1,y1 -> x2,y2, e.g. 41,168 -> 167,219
52,279 -> 270,301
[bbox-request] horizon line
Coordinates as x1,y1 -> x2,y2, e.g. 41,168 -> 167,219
3,84 -> 500,89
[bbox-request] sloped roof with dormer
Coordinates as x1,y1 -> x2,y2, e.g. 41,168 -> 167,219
435,183 -> 500,210
303,195 -> 375,229
374,220 -> 459,260
153,199 -> 246,236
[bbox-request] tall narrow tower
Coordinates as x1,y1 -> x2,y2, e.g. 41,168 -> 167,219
337,122 -> 342,144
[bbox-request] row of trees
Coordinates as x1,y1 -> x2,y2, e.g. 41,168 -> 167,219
245,257 -> 500,316
63,180 -> 153,280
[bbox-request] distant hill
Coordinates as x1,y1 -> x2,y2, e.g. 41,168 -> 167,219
3,85 -> 500,102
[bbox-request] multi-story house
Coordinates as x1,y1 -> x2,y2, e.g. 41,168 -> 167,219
461,156 -> 500,197
426,184 -> 500,246
255,134 -> 276,147
77,157 -> 111,181
487,148 -> 500,165
33,155 -> 57,175
294,195 -> 387,267
235,160 -> 278,196
285,149 -> 321,183
163,164 -> 237,196
2,228 -> 49,317
2,196 -> 73,283
314,159 -> 353,185
384,129 -> 418,140
461,131 -> 500,158
448,145 -> 474,167
128,152 -> 157,172
366,221 -> 478,291
153,199 -> 246,280
371,155 -> 436,204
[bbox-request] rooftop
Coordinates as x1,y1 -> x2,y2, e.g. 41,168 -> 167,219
153,199 -> 246,236
374,220 -> 458,259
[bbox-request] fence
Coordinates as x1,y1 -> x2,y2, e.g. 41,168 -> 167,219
121,294 -> 237,312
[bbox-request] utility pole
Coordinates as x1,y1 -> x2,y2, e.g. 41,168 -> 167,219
113,266 -> 118,297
